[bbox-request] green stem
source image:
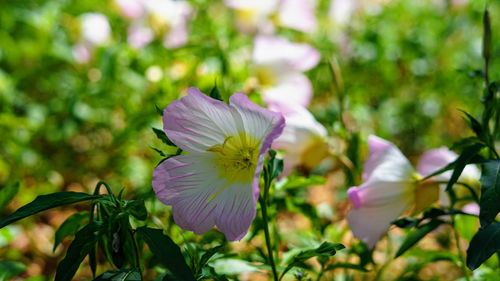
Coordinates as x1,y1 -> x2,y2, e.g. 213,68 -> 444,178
451,216 -> 471,281
259,195 -> 279,281
130,229 -> 143,279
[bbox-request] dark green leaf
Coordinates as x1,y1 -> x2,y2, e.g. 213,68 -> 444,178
209,84 -> 222,101
445,143 -> 484,192
199,245 -> 224,269
479,160 -> 500,227
156,104 -> 164,116
137,227 -> 196,281
0,261 -> 26,281
124,199 -> 148,221
0,182 -> 19,211
395,220 -> 443,258
392,217 -> 418,228
0,192 -> 100,229
466,222 -> 500,270
53,211 -> 89,251
483,9 -> 491,63
55,222 -> 103,281
151,147 -> 167,157
460,110 -> 484,139
94,269 -> 142,281
152,128 -> 175,147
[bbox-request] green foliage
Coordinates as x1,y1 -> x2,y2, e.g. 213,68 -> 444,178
479,160 -> 500,227
53,211 -> 89,251
0,261 -> 26,281
0,182 -> 19,211
137,227 -> 196,281
395,219 -> 444,258
467,222 -> 500,270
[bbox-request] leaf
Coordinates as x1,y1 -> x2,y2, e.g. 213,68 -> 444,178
445,143 -> 484,192
483,9 -> 491,63
137,227 -> 195,281
199,245 -> 224,269
466,222 -> 500,270
155,104 -> 164,116
55,222 -> 102,281
152,127 -> 175,147
281,242 -> 344,278
124,199 -> 148,221
479,160 -> 500,227
279,175 -> 325,190
209,84 -> 222,101
460,110 -> 484,139
0,261 -> 26,281
395,220 -> 443,258
94,269 -> 142,281
0,182 -> 19,211
53,211 -> 89,251
0,192 -> 100,229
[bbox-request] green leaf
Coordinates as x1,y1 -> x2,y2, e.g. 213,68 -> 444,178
0,261 -> 26,281
209,84 -> 222,101
152,127 -> 175,147
281,242 -> 344,279
55,221 -> 103,281
155,104 -> 164,116
137,227 -> 196,281
53,211 -> 89,251
0,182 -> 19,211
483,9 -> 491,63
479,160 -> 500,227
279,175 -> 325,190
395,220 -> 443,258
445,143 -> 484,192
199,245 -> 223,270
94,269 -> 142,280
124,199 -> 148,221
466,222 -> 500,270
0,192 -> 100,229
460,110 -> 484,139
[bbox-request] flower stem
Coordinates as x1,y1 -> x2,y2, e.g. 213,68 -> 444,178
451,217 -> 471,281
259,195 -> 279,281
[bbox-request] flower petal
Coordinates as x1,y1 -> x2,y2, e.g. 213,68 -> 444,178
229,93 -> 285,200
214,182 -> 256,241
347,196 -> 410,248
417,147 -> 456,179
278,0 -> 317,33
262,73 -> 313,107
363,135 -> 413,181
153,154 -> 219,234
163,88 -> 239,153
348,181 -> 414,209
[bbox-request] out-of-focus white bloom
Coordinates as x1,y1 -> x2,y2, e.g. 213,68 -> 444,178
225,0 -> 317,34
117,0 -> 192,49
80,13 -> 111,45
252,35 -> 320,107
115,0 -> 145,19
270,103 -> 328,175
73,13 -> 111,64
329,0 -> 357,26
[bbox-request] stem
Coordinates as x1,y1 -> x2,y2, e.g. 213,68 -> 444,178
130,229 -> 143,279
259,196 -> 279,281
451,216 -> 471,281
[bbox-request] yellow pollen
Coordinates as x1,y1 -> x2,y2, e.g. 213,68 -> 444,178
207,132 -> 261,184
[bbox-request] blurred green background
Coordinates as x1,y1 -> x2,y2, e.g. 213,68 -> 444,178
0,0 -> 499,279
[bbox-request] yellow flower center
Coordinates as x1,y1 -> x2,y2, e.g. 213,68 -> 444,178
255,66 -> 278,88
207,132 -> 261,183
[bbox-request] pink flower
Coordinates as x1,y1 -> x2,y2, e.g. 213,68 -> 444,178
270,103 -> 328,175
72,13 -> 111,63
115,0 -> 145,19
347,136 -> 417,248
252,35 -> 320,108
152,88 -> 285,241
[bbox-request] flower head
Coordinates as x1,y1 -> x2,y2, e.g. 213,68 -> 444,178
270,102 -> 328,175
72,13 -> 111,63
152,88 -> 284,241
252,35 -> 320,108
347,135 -> 439,248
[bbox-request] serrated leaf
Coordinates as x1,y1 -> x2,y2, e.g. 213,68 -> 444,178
466,222 -> 500,270
137,227 -> 195,281
445,143 -> 484,192
0,182 -> 19,211
0,261 -> 26,281
94,269 -> 142,280
152,128 -> 175,147
479,160 -> 500,227
124,199 -> 148,221
53,211 -> 89,251
395,220 -> 443,258
55,222 -> 102,281
0,192 -> 100,229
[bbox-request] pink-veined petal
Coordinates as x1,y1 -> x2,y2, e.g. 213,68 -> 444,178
213,182 -> 256,241
347,181 -> 414,209
347,195 -> 410,248
363,135 -> 413,181
152,154 -> 219,234
229,93 -> 285,200
163,88 -> 239,153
